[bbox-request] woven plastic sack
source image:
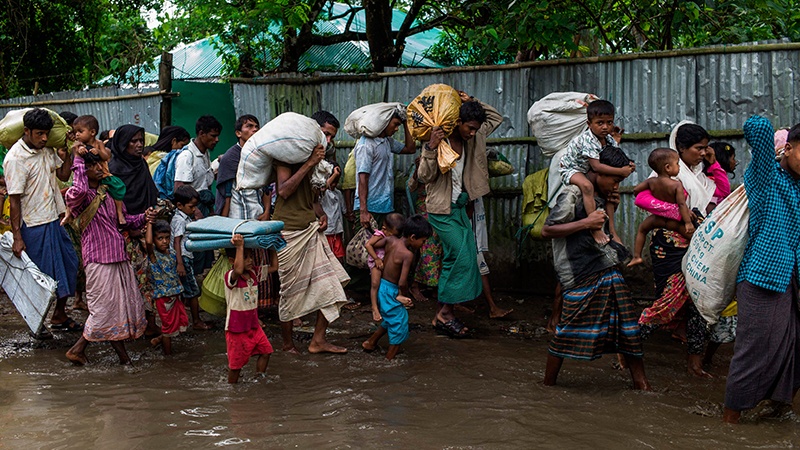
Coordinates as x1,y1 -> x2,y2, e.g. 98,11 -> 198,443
344,102 -> 405,139
236,112 -> 326,190
520,168 -> 550,239
345,218 -> 379,269
0,108 -> 70,149
527,92 -> 597,157
488,151 -> 514,177
199,255 -> 233,317
341,150 -> 356,190
682,185 -> 749,324
407,84 -> 462,173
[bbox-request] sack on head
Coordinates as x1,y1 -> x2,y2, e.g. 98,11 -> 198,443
407,84 -> 462,174
0,108 -> 70,149
527,92 -> 597,157
344,102 -> 406,139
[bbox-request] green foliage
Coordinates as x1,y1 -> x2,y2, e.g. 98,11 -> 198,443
0,0 -> 159,98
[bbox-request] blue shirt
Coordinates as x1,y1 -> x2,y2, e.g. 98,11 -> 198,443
353,135 -> 405,213
736,115 -> 800,292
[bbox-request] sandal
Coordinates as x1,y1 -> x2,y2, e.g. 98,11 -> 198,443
50,318 -> 84,332
434,318 -> 470,339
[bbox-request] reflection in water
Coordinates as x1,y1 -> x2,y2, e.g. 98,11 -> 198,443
0,302 -> 799,449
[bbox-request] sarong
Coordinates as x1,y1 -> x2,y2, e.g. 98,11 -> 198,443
549,268 -> 643,361
725,281 -> 800,411
155,295 -> 188,337
21,219 -> 78,299
427,195 -> 481,304
83,262 -> 147,342
378,279 -> 409,345
277,221 -> 350,322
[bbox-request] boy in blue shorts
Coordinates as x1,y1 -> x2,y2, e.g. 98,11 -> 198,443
362,215 -> 432,360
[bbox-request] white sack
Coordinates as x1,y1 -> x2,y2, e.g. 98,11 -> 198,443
236,112 -> 326,190
344,102 -> 405,139
528,92 -> 596,157
682,185 -> 749,324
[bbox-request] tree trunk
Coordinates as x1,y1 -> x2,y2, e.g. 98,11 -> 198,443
363,0 -> 397,71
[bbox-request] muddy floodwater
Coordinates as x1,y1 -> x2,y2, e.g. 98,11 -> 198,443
0,293 -> 798,449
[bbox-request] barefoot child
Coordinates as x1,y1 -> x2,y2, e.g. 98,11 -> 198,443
70,115 -> 128,225
628,148 -> 696,267
145,219 -> 189,355
559,100 -> 635,245
225,234 -> 277,383
320,167 -> 346,262
362,215 -> 432,360
171,185 -> 209,330
365,212 -> 405,321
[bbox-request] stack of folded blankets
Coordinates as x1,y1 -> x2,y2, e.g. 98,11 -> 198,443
185,216 -> 286,252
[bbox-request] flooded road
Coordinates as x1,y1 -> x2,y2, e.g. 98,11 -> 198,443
0,295 -> 798,449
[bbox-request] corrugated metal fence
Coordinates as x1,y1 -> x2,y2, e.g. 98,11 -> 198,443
230,45 -> 800,293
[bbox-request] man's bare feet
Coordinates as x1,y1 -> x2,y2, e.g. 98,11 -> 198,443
723,407 -> 741,424
627,256 -> 644,267
688,355 -> 714,378
633,379 -> 653,391
489,307 -> 513,319
410,284 -> 429,302
308,341 -> 348,354
150,336 -> 162,347
282,346 -> 301,355
65,350 -> 88,366
591,229 -> 610,245
193,321 -> 211,331
454,304 -> 475,314
361,340 -> 377,352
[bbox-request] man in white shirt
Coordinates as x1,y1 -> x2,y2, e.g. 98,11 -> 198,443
3,108 -> 80,334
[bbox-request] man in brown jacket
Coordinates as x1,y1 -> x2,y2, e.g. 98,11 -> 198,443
417,91 -> 503,338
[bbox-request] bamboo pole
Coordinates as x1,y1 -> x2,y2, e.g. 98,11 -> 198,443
0,90 -> 178,108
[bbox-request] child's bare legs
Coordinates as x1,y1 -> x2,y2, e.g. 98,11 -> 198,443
623,355 -> 652,390
228,368 -> 241,384
114,199 -> 127,226
410,281 -> 428,302
546,282 -> 563,334
482,274 -> 512,318
256,353 -> 270,375
109,340 -> 131,365
386,344 -> 401,360
362,325 -> 387,352
543,354 -> 564,385
628,216 -> 690,267
606,202 -> 618,241
703,342 -> 722,366
187,296 -> 209,330
281,320 -> 299,353
369,268 -> 382,321
569,173 -> 607,245
161,335 -> 173,355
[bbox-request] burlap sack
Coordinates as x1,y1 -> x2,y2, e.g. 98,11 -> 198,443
407,84 -> 462,174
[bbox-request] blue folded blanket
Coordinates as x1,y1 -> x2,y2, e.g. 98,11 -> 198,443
187,232 -> 252,241
186,216 -> 284,236
186,234 -> 286,252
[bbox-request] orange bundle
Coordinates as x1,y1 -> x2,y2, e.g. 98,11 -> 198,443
407,84 -> 462,173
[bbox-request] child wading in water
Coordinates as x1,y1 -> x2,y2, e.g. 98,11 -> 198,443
145,219 -> 189,355
66,115 -> 129,226
628,148 -> 696,267
559,100 -> 634,245
365,212 -> 406,322
362,215 -> 432,360
225,234 -> 277,383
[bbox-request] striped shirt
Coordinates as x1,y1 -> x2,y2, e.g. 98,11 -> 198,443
737,115 -> 800,292
65,157 -> 146,265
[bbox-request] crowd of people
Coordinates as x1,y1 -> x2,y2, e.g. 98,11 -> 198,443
1,88 -> 798,422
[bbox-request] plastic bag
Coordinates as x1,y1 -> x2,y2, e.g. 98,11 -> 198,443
527,92 -> 597,157
341,150 -> 356,190
407,84 -> 462,173
199,255 -> 233,317
236,112 -> 326,190
345,218 -> 379,269
487,151 -> 514,177
519,168 -> 551,239
682,185 -> 749,324
344,102 -> 405,139
0,108 -> 70,149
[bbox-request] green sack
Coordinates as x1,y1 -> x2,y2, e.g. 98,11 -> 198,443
341,150 -> 356,190
0,108 -> 70,149
199,255 -> 232,317
520,168 -> 550,239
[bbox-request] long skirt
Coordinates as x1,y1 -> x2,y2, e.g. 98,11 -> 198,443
427,195 -> 481,304
411,186 -> 442,287
725,281 -> 800,411
278,221 -> 349,322
21,219 -> 78,299
83,262 -> 147,342
549,268 -> 643,361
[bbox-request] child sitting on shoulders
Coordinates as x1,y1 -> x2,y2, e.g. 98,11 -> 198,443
68,115 -> 128,225
559,99 -> 634,245
225,234 -> 277,383
362,215 -> 433,360
145,219 -> 189,355
365,212 -> 406,322
628,148 -> 696,267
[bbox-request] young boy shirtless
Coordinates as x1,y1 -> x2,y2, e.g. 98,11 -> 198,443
628,148 -> 695,267
362,215 -> 432,360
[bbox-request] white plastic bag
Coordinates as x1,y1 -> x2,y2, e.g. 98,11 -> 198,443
527,92 -> 596,157
344,102 -> 405,139
236,112 -> 326,190
682,185 -> 749,324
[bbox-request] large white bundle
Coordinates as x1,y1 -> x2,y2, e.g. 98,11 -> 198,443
682,185 -> 750,324
236,112 -> 326,190
527,92 -> 596,157
344,102 -> 405,139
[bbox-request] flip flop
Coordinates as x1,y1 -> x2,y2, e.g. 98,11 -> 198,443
50,318 -> 84,332
434,318 -> 470,339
